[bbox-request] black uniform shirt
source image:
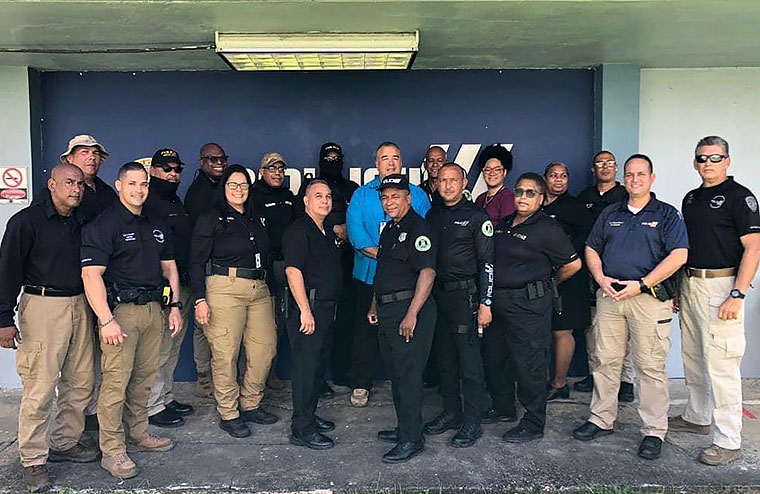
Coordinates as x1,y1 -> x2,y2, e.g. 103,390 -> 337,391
297,174 -> 359,228
282,215 -> 343,301
682,176 -> 760,269
578,182 -> 627,221
81,202 -> 174,289
184,170 -> 220,224
144,177 -> 193,279
493,211 -> 578,289
0,190 -> 85,327
79,176 -> 118,223
189,206 -> 271,298
426,198 -> 494,301
374,209 -> 437,296
542,193 -> 594,253
421,179 -> 444,208
251,179 -> 295,257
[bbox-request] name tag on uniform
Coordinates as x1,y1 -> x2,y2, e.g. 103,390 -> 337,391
255,253 -> 261,268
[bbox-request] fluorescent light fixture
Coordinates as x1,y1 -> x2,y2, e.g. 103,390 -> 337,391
215,32 -> 418,71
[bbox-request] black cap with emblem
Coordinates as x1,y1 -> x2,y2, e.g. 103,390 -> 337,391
377,173 -> 410,192
151,148 -> 184,167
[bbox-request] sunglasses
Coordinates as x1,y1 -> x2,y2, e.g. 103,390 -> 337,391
202,155 -> 228,164
514,188 -> 540,198
695,154 -> 727,164
226,182 -> 250,191
594,159 -> 617,168
157,163 -> 183,173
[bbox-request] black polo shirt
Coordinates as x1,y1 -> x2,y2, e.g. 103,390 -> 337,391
144,177 -> 193,279
682,177 -> 760,269
79,176 -> 118,223
0,190 -> 85,326
252,180 -> 296,258
184,170 -> 220,224
493,211 -> 577,289
189,206 -> 271,299
374,209 -> 436,297
282,215 -> 343,301
81,201 -> 174,289
542,193 -> 594,254
586,196 -> 689,280
426,198 -> 494,301
577,182 -> 627,221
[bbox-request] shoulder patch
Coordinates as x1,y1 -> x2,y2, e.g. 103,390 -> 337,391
481,220 -> 494,237
152,229 -> 165,243
414,235 -> 432,252
746,196 -> 758,213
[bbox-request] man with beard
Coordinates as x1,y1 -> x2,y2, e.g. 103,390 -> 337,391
184,142 -> 228,398
144,149 -> 195,428
298,142 -> 359,387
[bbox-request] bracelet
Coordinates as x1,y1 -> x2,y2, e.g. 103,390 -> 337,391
194,298 -> 206,307
98,316 -> 115,329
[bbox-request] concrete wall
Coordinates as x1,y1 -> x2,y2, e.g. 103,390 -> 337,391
639,67 -> 760,377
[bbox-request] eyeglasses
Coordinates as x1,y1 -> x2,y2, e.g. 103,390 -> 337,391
262,165 -> 286,174
157,163 -> 183,173
202,155 -> 228,164
226,182 -> 250,191
695,154 -> 728,164
483,167 -> 505,175
594,160 -> 617,168
514,188 -> 540,198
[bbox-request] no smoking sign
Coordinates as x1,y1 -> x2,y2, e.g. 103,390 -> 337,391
0,166 -> 29,204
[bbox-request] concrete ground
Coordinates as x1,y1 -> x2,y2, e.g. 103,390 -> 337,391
1,379 -> 759,493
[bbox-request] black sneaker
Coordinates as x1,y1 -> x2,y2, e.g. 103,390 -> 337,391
573,376 -> 593,392
220,417 -> 251,438
450,424 -> 482,448
423,411 -> 462,435
290,432 -> 334,450
572,421 -> 614,441
481,408 -> 517,424
638,436 -> 662,460
502,424 -> 543,443
165,400 -> 194,416
240,407 -> 278,425
618,381 -> 635,403
148,408 -> 185,428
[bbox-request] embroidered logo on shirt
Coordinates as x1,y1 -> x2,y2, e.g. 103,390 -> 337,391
454,220 -> 470,227
641,221 -> 659,228
608,221 -> 623,227
153,229 -> 165,243
122,232 -> 137,242
684,193 -> 694,205
398,232 -> 407,242
746,196 -> 758,213
415,235 -> 431,252
585,203 -> 593,209
710,195 -> 726,209
482,220 -> 494,237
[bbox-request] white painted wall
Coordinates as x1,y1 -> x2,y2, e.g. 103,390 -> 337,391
640,67 -> 760,377
0,67 -> 33,389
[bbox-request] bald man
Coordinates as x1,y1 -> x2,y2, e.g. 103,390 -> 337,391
0,164 -> 98,491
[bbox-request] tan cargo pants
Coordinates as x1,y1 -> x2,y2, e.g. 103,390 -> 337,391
204,274 -> 276,420
589,290 -> 672,439
98,301 -> 163,456
586,307 -> 636,382
679,273 -> 745,449
16,293 -> 94,467
147,284 -> 194,415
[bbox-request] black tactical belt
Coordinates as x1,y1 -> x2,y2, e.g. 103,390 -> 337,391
208,264 -> 267,280
438,278 -> 477,292
494,280 -> 549,300
685,267 -> 737,279
24,285 -> 82,297
378,289 -> 415,305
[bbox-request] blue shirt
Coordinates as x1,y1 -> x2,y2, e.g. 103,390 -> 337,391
347,177 -> 431,284
585,196 -> 689,280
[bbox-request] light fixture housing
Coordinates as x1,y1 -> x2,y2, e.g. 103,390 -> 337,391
215,32 -> 418,71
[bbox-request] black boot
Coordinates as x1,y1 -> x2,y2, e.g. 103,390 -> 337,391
220,417 -> 250,438
290,432 -> 334,450
450,423 -> 482,448
240,407 -> 278,425
423,411 -> 462,435
165,400 -> 194,416
382,441 -> 424,463
148,408 -> 185,428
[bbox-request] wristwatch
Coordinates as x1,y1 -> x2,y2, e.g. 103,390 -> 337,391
169,301 -> 184,309
639,280 -> 649,294
729,289 -> 745,300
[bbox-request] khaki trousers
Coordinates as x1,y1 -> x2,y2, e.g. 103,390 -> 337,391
15,294 -> 94,467
586,306 -> 636,382
679,273 -> 745,449
147,285 -> 194,416
84,329 -> 101,416
589,291 -> 672,438
194,319 -> 212,376
98,301 -> 163,456
204,274 -> 276,420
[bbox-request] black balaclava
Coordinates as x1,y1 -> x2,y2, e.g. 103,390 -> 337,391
318,141 -> 344,178
150,174 -> 180,198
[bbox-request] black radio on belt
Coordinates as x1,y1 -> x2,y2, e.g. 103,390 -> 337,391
526,281 -> 546,300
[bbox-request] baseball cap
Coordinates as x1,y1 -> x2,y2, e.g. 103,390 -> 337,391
377,173 -> 410,192
151,148 -> 184,167
60,134 -> 110,163
320,142 -> 343,160
260,152 -> 288,169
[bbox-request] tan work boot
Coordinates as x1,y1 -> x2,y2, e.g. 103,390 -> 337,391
49,442 -> 99,463
101,453 -> 138,479
194,371 -> 214,399
350,388 -> 369,408
699,444 -> 742,466
126,434 -> 175,453
668,415 -> 710,435
22,465 -> 50,492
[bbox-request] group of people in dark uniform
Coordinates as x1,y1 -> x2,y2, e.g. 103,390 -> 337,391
1,133 -> 758,492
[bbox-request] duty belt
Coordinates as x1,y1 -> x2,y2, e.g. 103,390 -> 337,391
494,280 -> 549,300
378,289 -> 415,305
685,267 -> 737,279
208,264 -> 267,281
437,278 -> 477,292
23,285 -> 82,297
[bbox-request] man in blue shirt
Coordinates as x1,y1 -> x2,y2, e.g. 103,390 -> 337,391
345,142 -> 431,407
573,154 -> 689,461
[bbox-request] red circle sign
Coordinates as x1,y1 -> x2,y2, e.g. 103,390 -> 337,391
2,168 -> 22,188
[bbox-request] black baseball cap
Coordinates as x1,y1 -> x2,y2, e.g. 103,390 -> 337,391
151,148 -> 184,167
377,173 -> 410,192
320,142 -> 343,160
